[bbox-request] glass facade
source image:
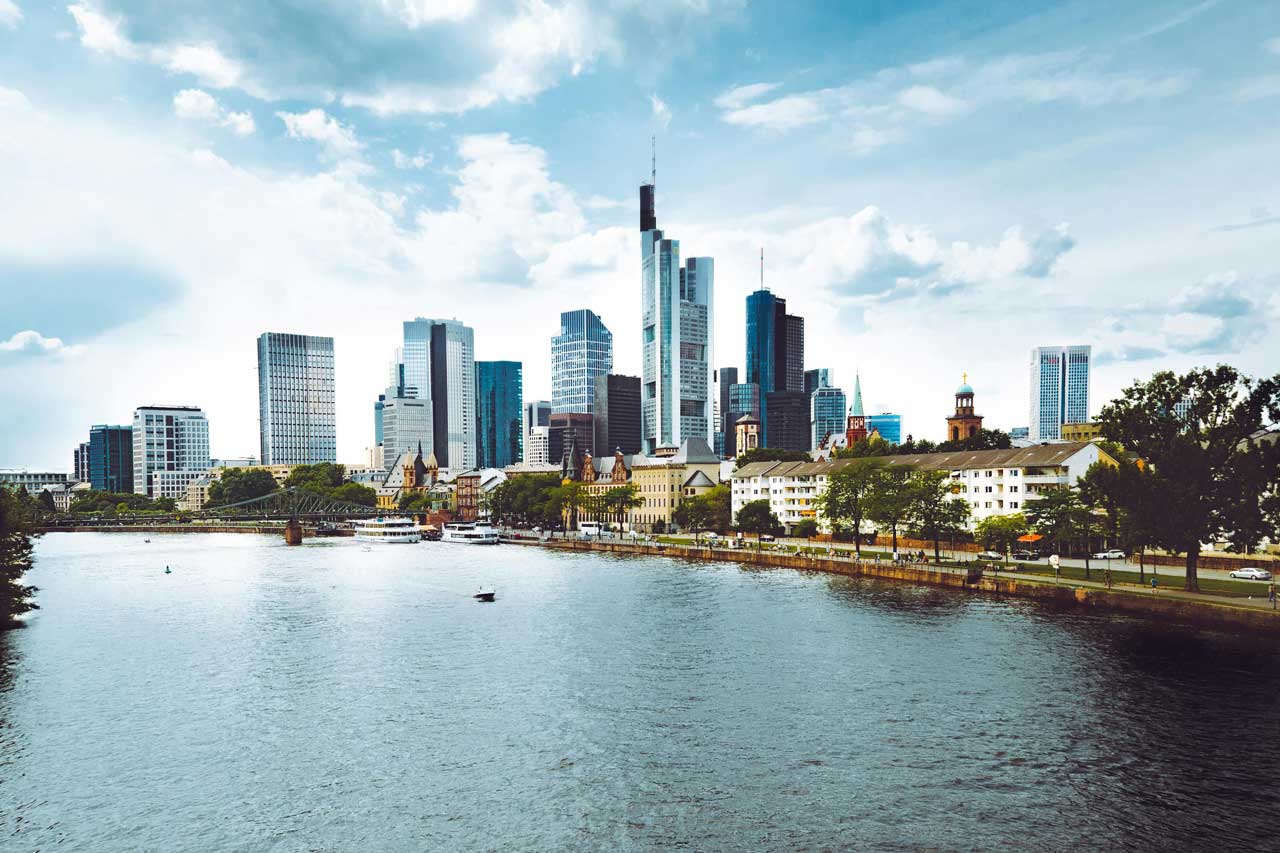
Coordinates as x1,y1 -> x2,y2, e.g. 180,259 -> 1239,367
593,374 -> 642,455
381,397 -> 433,470
131,406 -> 210,497
551,309 -> 612,415
476,361 -> 523,469
1029,345 -> 1091,441
811,386 -> 847,449
867,413 -> 902,445
89,424 -> 134,493
257,333 -> 336,466
429,319 -> 476,470
804,368 -> 830,396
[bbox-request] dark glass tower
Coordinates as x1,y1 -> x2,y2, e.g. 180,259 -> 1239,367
88,424 -> 134,493
593,374 -> 642,455
475,361 -> 523,469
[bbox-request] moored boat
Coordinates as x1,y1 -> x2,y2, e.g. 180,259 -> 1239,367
441,522 -> 500,544
353,517 -> 422,543
473,587 -> 496,602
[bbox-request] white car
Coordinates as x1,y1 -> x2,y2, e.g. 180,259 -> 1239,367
1229,567 -> 1273,581
1092,549 -> 1126,560
976,551 -> 1004,561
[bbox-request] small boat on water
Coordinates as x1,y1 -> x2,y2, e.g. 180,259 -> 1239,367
353,517 -> 422,543
473,587 -> 496,602
441,522 -> 500,545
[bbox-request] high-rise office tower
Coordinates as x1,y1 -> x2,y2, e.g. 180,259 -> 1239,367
476,361 -> 523,469
640,167 -> 714,453
745,285 -> 803,446
429,319 -> 476,470
716,368 -> 737,441
525,400 -> 551,432
73,441 -> 90,481
526,427 -> 550,465
810,385 -> 847,450
257,332 -> 336,466
804,368 -> 830,396
783,313 -> 805,394
402,322 -> 433,402
88,425 -> 133,493
551,309 -> 613,415
593,374 -> 642,455
548,413 -> 594,467
132,405 -> 210,499
764,390 -> 810,452
381,397 -> 433,470
1029,345 -> 1091,441
867,413 -> 902,445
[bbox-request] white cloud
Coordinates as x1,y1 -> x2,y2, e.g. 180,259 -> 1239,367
650,93 -> 671,128
277,109 -> 361,156
1235,75 -> 1280,102
173,89 -> 255,135
155,43 -> 249,91
378,0 -> 477,27
391,148 -> 431,169
897,85 -> 967,117
721,92 -> 829,130
713,82 -> 781,110
0,330 -> 84,358
0,0 -> 21,29
68,2 -> 137,59
1267,37 -> 1280,56
943,223 -> 1075,284
0,84 -> 30,110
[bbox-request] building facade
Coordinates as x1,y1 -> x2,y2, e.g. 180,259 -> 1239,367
945,376 -> 984,442
593,374 -> 642,456
867,413 -> 902,445
88,424 -> 134,493
429,319 -> 476,470
804,368 -> 831,397
525,400 -> 551,432
257,332 -> 336,466
0,470 -> 69,492
745,287 -> 803,444
845,374 -> 868,446
810,385 -> 847,450
1029,345 -> 1091,442
716,367 -> 738,457
629,438 -> 721,532
526,426 -> 550,465
73,442 -> 90,481
548,413 -> 595,468
764,390 -> 810,452
131,406 -> 210,498
381,397 -> 433,471
475,360 -> 523,469
551,309 -> 613,415
640,178 -> 714,453
1060,421 -> 1102,442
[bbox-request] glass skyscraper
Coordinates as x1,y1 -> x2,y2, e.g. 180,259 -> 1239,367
388,318 -> 476,469
132,405 -> 210,499
867,413 -> 902,445
88,424 -> 133,493
551,309 -> 612,415
257,332 -> 336,465
476,361 -> 523,469
810,385 -> 847,449
745,287 -> 803,446
1029,345 -> 1091,441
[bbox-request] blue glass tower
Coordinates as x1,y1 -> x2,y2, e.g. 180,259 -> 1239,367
867,413 -> 902,444
476,361 -> 523,469
89,424 -> 134,493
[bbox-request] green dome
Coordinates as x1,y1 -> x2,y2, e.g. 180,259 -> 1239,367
956,382 -> 974,396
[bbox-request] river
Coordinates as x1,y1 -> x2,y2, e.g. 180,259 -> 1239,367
2,533 -> 1277,851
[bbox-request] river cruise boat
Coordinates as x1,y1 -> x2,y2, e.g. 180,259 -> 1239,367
441,521 -> 500,545
353,517 -> 422,543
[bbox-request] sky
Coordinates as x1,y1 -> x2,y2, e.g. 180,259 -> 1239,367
1,0 -> 1278,470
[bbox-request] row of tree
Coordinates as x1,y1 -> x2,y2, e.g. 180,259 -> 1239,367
206,463 -> 376,508
485,475 -> 648,531
0,486 -> 39,624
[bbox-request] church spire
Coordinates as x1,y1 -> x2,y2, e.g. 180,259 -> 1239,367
850,373 -> 865,418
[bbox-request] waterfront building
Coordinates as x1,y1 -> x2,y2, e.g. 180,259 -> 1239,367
1029,345 -> 1091,442
845,374 -> 868,447
381,396 -> 433,471
735,413 -> 761,458
628,438 -> 721,532
866,413 -> 902,445
548,413 -> 594,469
455,468 -> 506,521
551,310 -> 612,415
396,318 -> 476,469
804,368 -> 830,397
475,361 -> 523,469
593,374 -> 642,456
945,375 -> 984,442
811,385 -> 847,450
88,424 -> 134,493
1061,421 -> 1102,442
45,481 -> 90,512
73,441 -> 90,481
640,174 -> 714,454
525,400 -> 551,432
765,390 -> 810,452
526,426 -> 550,465
0,470 -> 69,492
257,332 -> 336,466
131,405 -> 210,499
377,443 -> 440,511
731,441 -> 1114,534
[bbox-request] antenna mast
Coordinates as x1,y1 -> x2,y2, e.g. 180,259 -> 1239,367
760,247 -> 765,291
650,135 -> 656,188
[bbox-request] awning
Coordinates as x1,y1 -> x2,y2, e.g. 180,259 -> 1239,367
1017,533 -> 1043,542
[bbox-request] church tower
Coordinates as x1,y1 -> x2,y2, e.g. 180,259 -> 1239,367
945,374 -> 984,441
844,373 -> 867,447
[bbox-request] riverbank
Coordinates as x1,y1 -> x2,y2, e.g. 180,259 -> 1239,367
516,537 -> 1280,635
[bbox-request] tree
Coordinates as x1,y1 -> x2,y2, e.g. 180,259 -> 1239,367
817,460 -> 878,556
834,434 -> 893,458
0,487 -> 39,624
791,518 -> 819,538
699,484 -> 732,532
735,499 -> 780,544
865,466 -> 916,556
328,482 -> 376,507
672,496 -> 711,533
286,463 -> 346,492
1098,366 -> 1280,592
554,481 -> 588,531
910,471 -> 970,563
38,489 -> 57,514
601,485 -> 644,529
1027,487 -> 1084,569
735,448 -> 811,466
206,468 -> 278,507
973,513 -> 1028,556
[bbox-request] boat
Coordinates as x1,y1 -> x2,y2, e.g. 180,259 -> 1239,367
441,521 -> 500,545
473,587 -> 496,602
353,517 -> 422,543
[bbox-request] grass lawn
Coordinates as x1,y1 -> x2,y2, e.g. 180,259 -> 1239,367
1000,562 -> 1270,598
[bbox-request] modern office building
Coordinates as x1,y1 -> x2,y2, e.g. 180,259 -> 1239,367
131,405 -> 210,499
525,400 -> 551,431
716,368 -> 738,454
381,396 -> 434,471
1029,345 -> 1091,442
811,385 -> 847,450
804,368 -> 830,397
745,287 -> 804,444
257,332 -> 336,466
429,319 -> 476,470
764,390 -> 810,452
476,361 -> 523,469
727,381 -> 762,455
526,426 -> 550,465
88,425 -> 134,493
551,309 -> 613,415
593,374 -> 642,456
640,173 -> 714,453
0,470 -> 69,492
73,441 -> 90,482
867,413 -> 903,445
548,413 -> 595,467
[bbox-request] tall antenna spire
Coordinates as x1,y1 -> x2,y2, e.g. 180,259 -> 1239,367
760,247 -> 765,291
651,135 -> 656,188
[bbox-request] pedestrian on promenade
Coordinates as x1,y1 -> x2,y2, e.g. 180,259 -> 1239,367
1151,576 -> 1158,594
1269,582 -> 1276,609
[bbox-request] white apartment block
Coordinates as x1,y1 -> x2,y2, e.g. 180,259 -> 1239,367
132,406 -> 210,499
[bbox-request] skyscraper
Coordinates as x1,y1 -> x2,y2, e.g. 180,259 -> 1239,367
429,319 -> 476,470
745,286 -> 804,445
73,441 -> 90,481
1029,345 -> 1091,441
257,332 -> 336,465
640,170 -> 713,453
525,400 -> 551,431
764,390 -> 810,452
867,413 -> 902,444
810,385 -> 847,449
551,309 -> 613,415
132,405 -> 210,500
804,368 -> 830,396
88,425 -> 133,493
548,413 -> 594,467
381,397 -> 433,470
593,374 -> 642,455
715,367 -> 737,458
476,361 -> 523,469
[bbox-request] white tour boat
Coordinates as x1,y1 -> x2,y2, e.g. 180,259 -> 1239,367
441,521 -> 500,545
353,517 -> 422,543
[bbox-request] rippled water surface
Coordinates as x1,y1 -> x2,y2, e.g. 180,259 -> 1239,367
2,533 -> 1279,851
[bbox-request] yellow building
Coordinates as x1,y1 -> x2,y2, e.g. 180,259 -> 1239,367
1061,422 -> 1102,442
628,438 -> 722,532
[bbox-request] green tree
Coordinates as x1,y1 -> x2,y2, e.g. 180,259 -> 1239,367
328,482 -> 376,507
1098,365 -> 1280,592
735,447 -> 811,466
285,463 -> 346,493
973,513 -> 1029,556
865,466 -> 916,556
791,518 -> 819,538
1026,487 -> 1083,568
834,434 -> 894,458
735,499 -> 780,545
38,489 -> 57,514
672,496 -> 711,533
817,459 -> 878,556
554,481 -> 588,531
910,471 -> 971,563
601,485 -> 644,529
0,487 -> 39,624
206,468 -> 278,507
699,484 -> 732,532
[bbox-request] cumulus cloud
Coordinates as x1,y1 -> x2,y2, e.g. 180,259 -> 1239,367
650,93 -> 671,128
897,85 -> 967,116
391,148 -> 431,169
68,2 -> 136,58
378,0 -> 477,27
0,330 -> 84,358
172,89 -> 255,135
0,0 -> 21,29
0,84 -> 30,110
714,82 -> 781,110
277,109 -> 361,156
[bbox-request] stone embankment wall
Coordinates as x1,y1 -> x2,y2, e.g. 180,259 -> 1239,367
43,524 -> 353,537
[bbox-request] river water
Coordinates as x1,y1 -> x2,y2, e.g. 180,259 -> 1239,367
2,533 -> 1278,851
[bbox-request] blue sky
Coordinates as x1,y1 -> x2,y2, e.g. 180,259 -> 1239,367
1,0 -> 1278,468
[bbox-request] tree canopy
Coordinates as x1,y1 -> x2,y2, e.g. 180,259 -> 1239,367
206,468 -> 277,507
0,487 -> 39,624
70,491 -> 176,515
736,448 -> 811,466
817,459 -> 879,554
735,499 -> 781,537
673,485 -> 731,533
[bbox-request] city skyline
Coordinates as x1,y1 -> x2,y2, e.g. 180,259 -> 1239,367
2,2 -> 1279,468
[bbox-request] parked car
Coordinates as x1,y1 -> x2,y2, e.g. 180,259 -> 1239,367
1092,549 -> 1126,560
1011,549 -> 1040,561
701,531 -> 719,541
1229,567 -> 1274,581
977,551 -> 1004,561
759,534 -> 776,543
